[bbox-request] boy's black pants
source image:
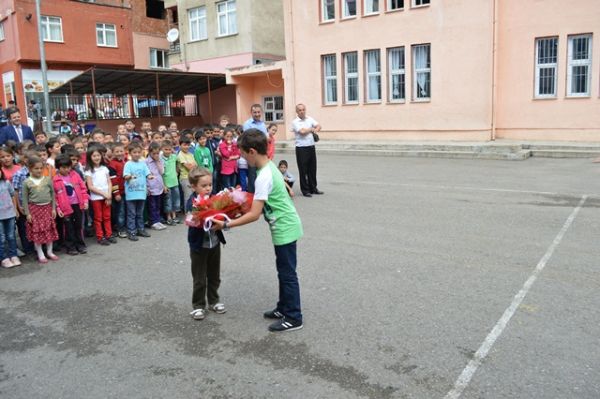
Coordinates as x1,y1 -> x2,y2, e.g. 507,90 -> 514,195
190,246 -> 221,309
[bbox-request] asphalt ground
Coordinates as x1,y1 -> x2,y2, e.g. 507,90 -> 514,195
1,153 -> 599,399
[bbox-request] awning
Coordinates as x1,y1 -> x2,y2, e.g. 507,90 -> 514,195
50,67 -> 227,97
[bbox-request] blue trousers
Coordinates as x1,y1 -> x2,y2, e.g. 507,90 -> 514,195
0,217 -> 18,259
274,241 -> 302,322
126,200 -> 146,234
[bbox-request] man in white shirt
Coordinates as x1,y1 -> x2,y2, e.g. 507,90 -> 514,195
290,104 -> 323,197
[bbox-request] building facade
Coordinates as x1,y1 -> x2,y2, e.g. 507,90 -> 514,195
252,0 -> 599,142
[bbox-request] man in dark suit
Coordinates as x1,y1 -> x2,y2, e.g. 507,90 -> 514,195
0,108 -> 35,145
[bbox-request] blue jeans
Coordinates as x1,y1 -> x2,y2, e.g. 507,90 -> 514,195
0,217 -> 18,259
126,200 -> 146,234
274,241 -> 302,322
221,173 -> 236,189
112,197 -> 126,232
163,186 -> 181,213
239,168 -> 248,191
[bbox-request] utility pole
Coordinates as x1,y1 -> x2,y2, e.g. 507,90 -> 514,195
34,0 -> 53,135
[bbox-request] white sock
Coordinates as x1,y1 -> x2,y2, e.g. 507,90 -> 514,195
46,242 -> 54,257
34,244 -> 46,259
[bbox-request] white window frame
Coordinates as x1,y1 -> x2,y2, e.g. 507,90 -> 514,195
567,34 -> 592,97
263,95 -> 284,122
412,0 -> 430,7
364,49 -> 381,103
388,47 -> 405,102
387,0 -> 404,11
321,0 -> 335,22
322,54 -> 338,105
364,0 -> 380,15
342,0 -> 357,18
150,48 -> 169,69
343,52 -> 359,104
41,16 -> 63,43
534,37 -> 558,98
96,23 -> 117,47
0,22 -> 4,42
217,0 -> 237,37
412,43 -> 431,101
188,6 -> 207,42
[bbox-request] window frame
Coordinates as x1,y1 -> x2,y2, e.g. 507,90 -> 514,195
322,54 -> 338,105
188,6 -> 207,42
41,15 -> 64,43
364,0 -> 380,15
343,51 -> 359,104
534,36 -> 558,99
387,0 -> 404,11
566,33 -> 592,98
388,46 -> 406,103
412,0 -> 430,8
321,0 -> 335,22
150,48 -> 169,69
342,0 -> 357,19
412,43 -> 431,101
96,23 -> 118,48
364,49 -> 382,103
263,95 -> 284,123
216,0 -> 238,37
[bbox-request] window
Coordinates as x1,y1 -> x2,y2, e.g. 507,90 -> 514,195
146,0 -> 165,19
412,44 -> 431,100
365,0 -> 379,14
388,0 -> 404,10
412,0 -> 430,6
188,6 -> 207,41
535,37 -> 558,98
365,49 -> 381,102
0,22 -> 4,41
321,0 -> 335,21
96,23 -> 117,47
567,34 -> 592,97
342,0 -> 357,18
217,0 -> 237,37
343,52 -> 359,104
150,49 -> 169,69
263,96 -> 284,122
322,54 -> 338,104
388,47 -> 405,101
41,16 -> 63,42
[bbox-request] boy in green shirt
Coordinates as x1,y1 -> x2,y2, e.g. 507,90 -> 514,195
212,129 -> 304,332
161,140 -> 180,225
193,130 -> 213,172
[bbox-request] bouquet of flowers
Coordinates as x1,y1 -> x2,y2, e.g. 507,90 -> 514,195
185,187 -> 253,231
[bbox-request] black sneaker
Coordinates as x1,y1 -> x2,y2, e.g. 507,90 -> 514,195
98,238 -> 110,246
137,230 -> 151,238
268,317 -> 303,333
67,249 -> 79,256
263,309 -> 284,319
128,234 -> 139,242
107,236 -> 118,244
118,230 -> 128,239
77,246 -> 87,254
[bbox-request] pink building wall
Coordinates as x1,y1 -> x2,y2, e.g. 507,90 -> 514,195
132,33 -> 170,70
198,85 -> 237,125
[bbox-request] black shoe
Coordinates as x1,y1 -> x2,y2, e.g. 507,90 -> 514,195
128,234 -> 139,242
263,309 -> 284,319
77,246 -> 87,254
268,317 -> 303,332
107,236 -> 117,244
66,249 -> 79,256
302,193 -> 312,197
98,238 -> 110,246
137,230 -> 151,238
312,190 -> 324,195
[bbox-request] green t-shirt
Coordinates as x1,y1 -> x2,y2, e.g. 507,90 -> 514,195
194,146 -> 213,172
254,161 -> 303,246
162,154 -> 178,188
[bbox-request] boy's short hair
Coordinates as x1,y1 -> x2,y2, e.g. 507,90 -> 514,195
194,129 -> 205,141
188,166 -> 211,186
151,131 -> 163,138
238,129 -> 267,155
55,154 -> 72,169
66,149 -> 80,160
180,136 -> 192,145
128,142 -> 143,152
61,144 -> 75,154
161,140 -> 173,149
35,131 -> 47,137
148,142 -> 160,152
17,140 -> 34,152
278,160 -> 288,168
110,142 -> 124,150
27,155 -> 42,168
33,144 -> 46,153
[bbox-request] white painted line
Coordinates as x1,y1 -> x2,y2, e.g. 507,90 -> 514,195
443,195 -> 588,399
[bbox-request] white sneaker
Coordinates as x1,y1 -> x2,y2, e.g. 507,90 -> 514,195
151,222 -> 166,230
1,258 -> 14,268
190,308 -> 205,320
10,257 -> 21,266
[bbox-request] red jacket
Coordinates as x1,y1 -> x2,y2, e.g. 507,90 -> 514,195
53,171 -> 89,216
108,158 -> 125,197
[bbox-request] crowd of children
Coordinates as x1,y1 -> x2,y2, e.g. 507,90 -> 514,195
0,117 -> 295,268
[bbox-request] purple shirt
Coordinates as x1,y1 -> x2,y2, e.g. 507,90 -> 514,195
146,156 -> 164,196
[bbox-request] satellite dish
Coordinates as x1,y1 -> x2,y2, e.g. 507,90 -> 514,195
167,28 -> 179,43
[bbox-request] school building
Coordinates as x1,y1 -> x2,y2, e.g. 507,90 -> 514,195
226,0 -> 600,142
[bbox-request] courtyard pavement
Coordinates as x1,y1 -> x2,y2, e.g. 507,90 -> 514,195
1,153 -> 599,399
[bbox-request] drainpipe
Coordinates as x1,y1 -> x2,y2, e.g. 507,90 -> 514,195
491,0 -> 498,141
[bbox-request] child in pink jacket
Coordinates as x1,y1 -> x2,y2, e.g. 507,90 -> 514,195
218,127 -> 240,189
53,154 -> 89,255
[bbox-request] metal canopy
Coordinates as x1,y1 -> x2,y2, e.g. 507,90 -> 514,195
50,67 -> 227,96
